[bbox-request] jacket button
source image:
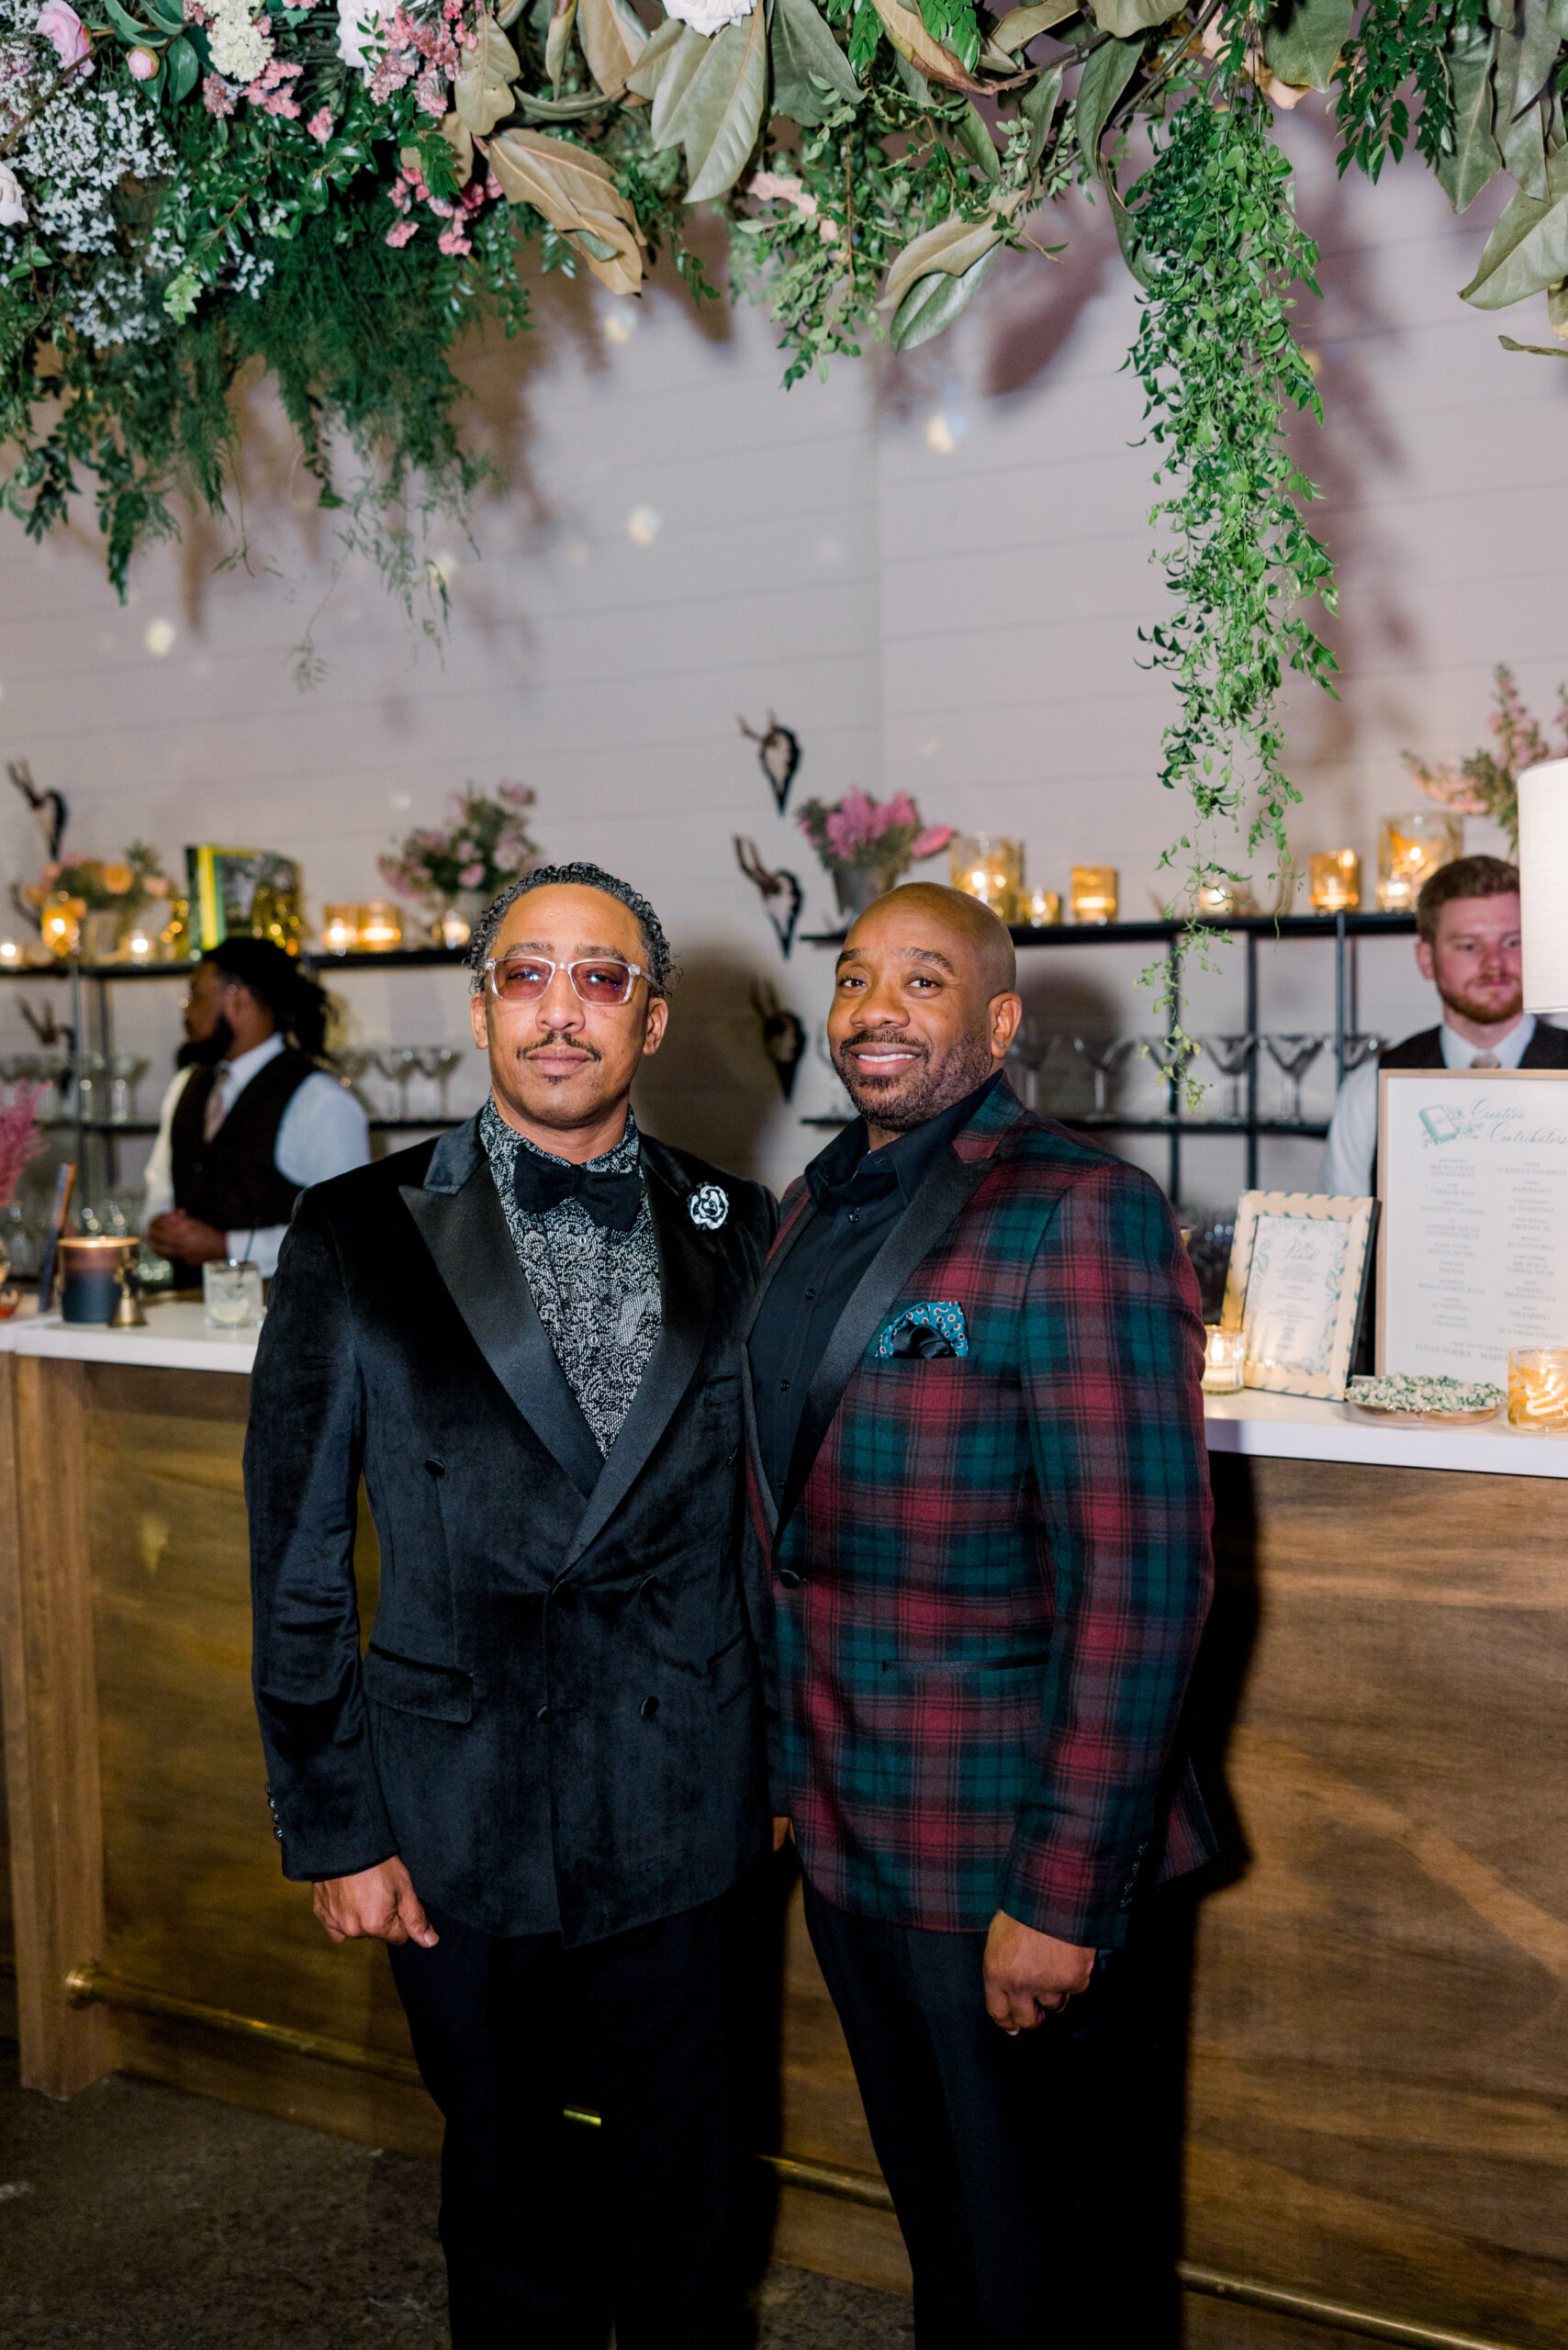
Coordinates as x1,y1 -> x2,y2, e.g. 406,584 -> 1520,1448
535,1705 -> 552,1723
274,1828 -> 284,1842
640,1695 -> 659,1720
425,1458 -> 444,1476
778,1568 -> 804,1589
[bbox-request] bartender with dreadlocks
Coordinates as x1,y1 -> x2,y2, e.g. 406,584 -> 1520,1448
144,936 -> 369,1286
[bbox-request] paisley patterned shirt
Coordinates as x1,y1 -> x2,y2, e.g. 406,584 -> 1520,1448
480,1097 -> 662,1458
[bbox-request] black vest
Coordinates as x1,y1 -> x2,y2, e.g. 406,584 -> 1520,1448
1378,1020 -> 1568,1072
171,1046 -> 318,1241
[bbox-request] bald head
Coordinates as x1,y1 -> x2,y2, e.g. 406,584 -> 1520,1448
828,882 -> 1023,1143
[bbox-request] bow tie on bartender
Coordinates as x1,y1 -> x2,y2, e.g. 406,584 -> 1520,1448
514,1147 -> 643,1232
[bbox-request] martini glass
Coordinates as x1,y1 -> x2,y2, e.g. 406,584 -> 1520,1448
421,1046 -> 463,1118
1201,1034 -> 1256,1121
109,1053 -> 149,1124
1340,1032 -> 1385,1074
1264,1034 -> 1325,1122
1142,1035 -> 1195,1113
1071,1035 -> 1135,1118
1006,1018 -> 1051,1111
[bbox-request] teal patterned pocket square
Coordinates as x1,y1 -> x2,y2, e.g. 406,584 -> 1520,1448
875,1302 -> 969,1360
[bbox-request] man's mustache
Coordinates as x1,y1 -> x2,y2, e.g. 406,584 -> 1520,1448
522,1037 -> 602,1062
839,1032 -> 928,1064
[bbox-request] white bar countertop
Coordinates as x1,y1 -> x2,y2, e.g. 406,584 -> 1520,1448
3,1303 -> 1567,1478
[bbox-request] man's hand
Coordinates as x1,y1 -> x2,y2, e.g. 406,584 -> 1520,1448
313,1857 -> 439,1949
982,1911 -> 1094,2031
147,1209 -> 229,1266
772,1816 -> 793,1852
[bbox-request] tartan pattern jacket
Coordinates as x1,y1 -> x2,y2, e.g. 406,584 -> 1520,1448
744,1080 -> 1215,1950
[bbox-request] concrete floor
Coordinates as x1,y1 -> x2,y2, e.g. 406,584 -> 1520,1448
0,2042 -> 914,2349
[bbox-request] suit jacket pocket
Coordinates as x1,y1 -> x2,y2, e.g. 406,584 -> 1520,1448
879,1650 -> 1051,1677
363,1644 -> 475,1723
710,1626 -> 759,1708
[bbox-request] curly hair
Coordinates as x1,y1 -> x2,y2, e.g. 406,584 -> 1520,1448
467,862 -> 675,998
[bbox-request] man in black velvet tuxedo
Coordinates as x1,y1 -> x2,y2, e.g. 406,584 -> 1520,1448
246,863 -> 777,2349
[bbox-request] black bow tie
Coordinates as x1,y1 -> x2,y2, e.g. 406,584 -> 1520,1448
514,1147 -> 643,1233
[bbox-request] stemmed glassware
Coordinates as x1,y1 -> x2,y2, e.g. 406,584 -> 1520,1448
1006,1018 -> 1051,1111
1071,1035 -> 1135,1117
108,1053 -> 149,1124
1142,1035 -> 1193,1109
1263,1034 -> 1326,1122
1340,1033 -> 1385,1073
1201,1034 -> 1256,1122
420,1046 -> 463,1119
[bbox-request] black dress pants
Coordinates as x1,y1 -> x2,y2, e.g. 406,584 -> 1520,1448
803,1878 -> 1184,2350
388,1897 -> 733,2350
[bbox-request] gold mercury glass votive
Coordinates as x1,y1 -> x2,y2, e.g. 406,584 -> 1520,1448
357,901 -> 402,952
1310,850 -> 1361,912
1202,1326 -> 1247,1394
434,904 -> 473,948
1071,866 -> 1118,925
320,904 -> 360,955
1022,888 -> 1061,928
1507,1348 -> 1568,1434
1377,813 -> 1460,913
950,835 -> 1023,923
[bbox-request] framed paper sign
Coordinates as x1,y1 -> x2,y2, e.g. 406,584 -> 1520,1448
1378,1068 -> 1568,1380
1220,1190 -> 1376,1399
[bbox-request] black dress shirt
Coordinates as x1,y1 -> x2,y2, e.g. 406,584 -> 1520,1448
749,1074 -> 1002,1505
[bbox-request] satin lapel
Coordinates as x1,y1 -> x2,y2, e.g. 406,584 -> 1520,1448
739,1184 -> 817,1538
560,1160 -> 721,1571
775,1147 -> 995,1536
399,1168 -> 603,1499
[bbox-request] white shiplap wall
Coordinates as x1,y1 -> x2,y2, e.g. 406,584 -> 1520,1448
1,106 -> 1563,1207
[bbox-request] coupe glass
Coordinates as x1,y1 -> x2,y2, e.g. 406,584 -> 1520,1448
1006,1018 -> 1051,1111
1263,1034 -> 1325,1121
1201,1034 -> 1256,1121
108,1052 -> 149,1123
421,1046 -> 463,1118
1071,1035 -> 1135,1117
371,1047 -> 412,1120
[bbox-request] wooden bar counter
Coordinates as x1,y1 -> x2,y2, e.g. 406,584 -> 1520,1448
3,1304 -> 1566,2347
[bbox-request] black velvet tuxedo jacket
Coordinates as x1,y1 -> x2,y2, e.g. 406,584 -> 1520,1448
245,1113 -> 778,1946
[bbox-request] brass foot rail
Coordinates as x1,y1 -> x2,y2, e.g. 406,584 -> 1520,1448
8,1956 -> 1532,2350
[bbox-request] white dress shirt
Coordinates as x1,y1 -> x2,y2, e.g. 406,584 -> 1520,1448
1318,1013 -> 1537,1197
142,1032 -> 371,1275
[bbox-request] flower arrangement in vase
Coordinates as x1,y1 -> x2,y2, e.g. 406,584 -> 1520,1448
796,791 -> 954,922
22,842 -> 175,959
1404,667 -> 1568,862
378,783 -> 540,940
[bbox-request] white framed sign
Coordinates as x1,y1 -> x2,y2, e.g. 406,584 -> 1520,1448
1221,1190 -> 1376,1399
1378,1069 -> 1568,1379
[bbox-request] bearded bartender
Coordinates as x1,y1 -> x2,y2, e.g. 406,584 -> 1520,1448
1321,854 -> 1568,1196
143,936 -> 369,1284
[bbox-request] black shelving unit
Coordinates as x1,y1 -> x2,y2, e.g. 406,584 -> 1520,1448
802,909 -> 1417,1198
0,943 -> 474,1195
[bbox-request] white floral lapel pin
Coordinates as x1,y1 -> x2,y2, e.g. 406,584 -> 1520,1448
689,1183 -> 729,1231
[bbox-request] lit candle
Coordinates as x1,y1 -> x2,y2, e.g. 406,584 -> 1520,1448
0,937 -> 22,968
1195,879 -> 1252,918
1507,1348 -> 1568,1434
436,905 -> 472,949
1310,850 -> 1361,912
1023,889 -> 1060,928
949,835 -> 1023,921
1377,813 -> 1459,912
1071,866 -> 1118,925
126,927 -> 153,963
321,904 -> 360,955
357,901 -> 403,952
1203,1326 -> 1247,1393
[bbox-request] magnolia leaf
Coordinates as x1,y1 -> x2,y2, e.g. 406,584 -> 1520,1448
1109,183 -> 1150,285
1550,0 -> 1568,32
497,0 -> 529,27
164,29 -> 199,99
1552,274 -> 1568,329
1260,0 -> 1351,92
141,0 -> 185,30
1494,3 -> 1558,199
880,210 -> 1004,312
650,21 -> 711,146
100,0 -> 158,38
769,0 -> 862,123
1074,30 -> 1141,177
1486,0 -> 1511,25
487,125 -> 647,292
1436,21 -> 1502,212
890,243 -> 1001,349
990,0 -> 1080,53
455,8 -> 521,135
679,5 -> 768,202
577,0 -> 646,97
625,12 -> 685,96
868,0 -> 988,93
514,84 -> 618,113
1086,0 -> 1180,36
439,109 -> 476,185
953,99 -> 1002,177
1022,59 -> 1063,167
545,0 -> 577,95
1461,146 -> 1568,307
1498,331 -> 1568,351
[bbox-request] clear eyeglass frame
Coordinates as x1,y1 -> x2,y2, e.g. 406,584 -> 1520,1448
484,955 -> 651,1006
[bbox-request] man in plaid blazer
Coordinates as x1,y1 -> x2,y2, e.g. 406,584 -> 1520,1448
745,884 -> 1214,2347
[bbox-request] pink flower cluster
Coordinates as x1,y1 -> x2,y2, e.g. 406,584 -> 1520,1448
244,53 -> 303,116
0,1082 -> 47,1211
201,69 -> 234,114
820,789 -> 950,863
369,0 -> 463,115
386,150 -> 499,253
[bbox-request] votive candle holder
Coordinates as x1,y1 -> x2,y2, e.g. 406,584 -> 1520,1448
357,901 -> 402,952
321,904 -> 361,955
1071,866 -> 1118,925
1203,1326 -> 1247,1393
1022,888 -> 1061,928
950,835 -> 1023,922
1377,813 -> 1460,913
1310,850 -> 1361,912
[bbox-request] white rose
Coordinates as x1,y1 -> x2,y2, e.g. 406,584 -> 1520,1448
207,0 -> 271,81
336,0 -> 383,72
666,0 -> 754,33
0,162 -> 26,229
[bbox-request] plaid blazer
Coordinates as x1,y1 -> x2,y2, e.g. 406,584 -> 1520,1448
744,1080 -> 1215,1949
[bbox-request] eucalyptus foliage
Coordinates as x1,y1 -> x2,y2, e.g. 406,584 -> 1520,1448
2,0 -> 1566,872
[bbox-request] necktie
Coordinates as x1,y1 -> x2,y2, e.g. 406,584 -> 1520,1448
203,1067 -> 230,1142
1471,1052 -> 1501,1069
514,1147 -> 643,1233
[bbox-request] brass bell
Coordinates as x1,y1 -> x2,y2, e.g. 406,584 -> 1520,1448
110,1263 -> 147,1329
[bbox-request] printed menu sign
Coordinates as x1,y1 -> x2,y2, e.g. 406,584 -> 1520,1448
1378,1069 -> 1568,1378
1245,1214 -> 1350,1377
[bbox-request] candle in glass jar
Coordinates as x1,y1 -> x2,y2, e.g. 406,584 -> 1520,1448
125,926 -> 154,963
0,936 -> 22,968
321,904 -> 360,955
949,835 -> 1023,921
357,901 -> 402,952
435,904 -> 472,949
1022,888 -> 1060,928
1310,850 -> 1361,912
1377,813 -> 1460,912
1507,1348 -> 1568,1434
1202,1326 -> 1247,1393
1071,867 -> 1118,925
